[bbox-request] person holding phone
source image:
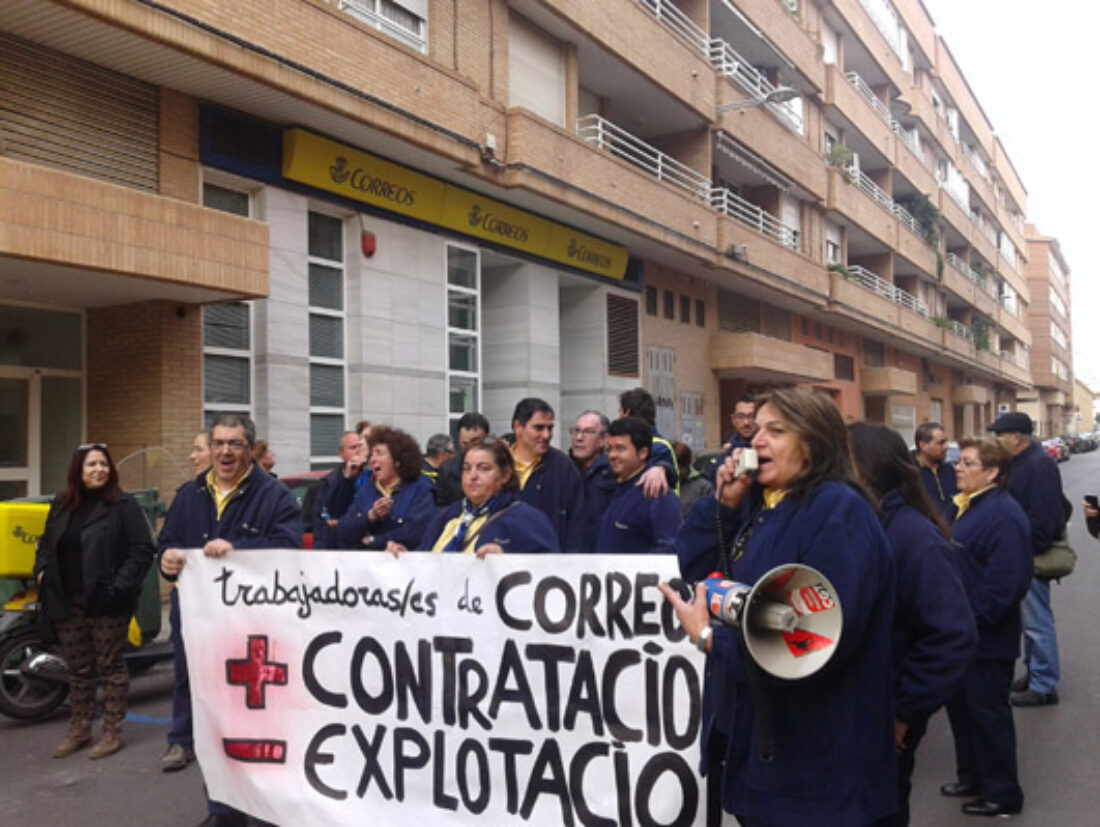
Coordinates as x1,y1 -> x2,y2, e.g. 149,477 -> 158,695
1085,494 -> 1099,538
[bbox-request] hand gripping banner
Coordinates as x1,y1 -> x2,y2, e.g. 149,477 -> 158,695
178,551 -> 705,826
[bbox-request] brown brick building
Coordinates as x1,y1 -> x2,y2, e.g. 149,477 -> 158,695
0,0 -> 1059,495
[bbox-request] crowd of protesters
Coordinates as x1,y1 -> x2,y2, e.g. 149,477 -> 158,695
40,388 -> 1080,827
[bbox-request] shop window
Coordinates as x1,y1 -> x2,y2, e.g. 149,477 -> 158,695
446,245 -> 482,433
308,211 -> 346,464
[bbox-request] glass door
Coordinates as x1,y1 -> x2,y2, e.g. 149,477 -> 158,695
0,375 -> 32,499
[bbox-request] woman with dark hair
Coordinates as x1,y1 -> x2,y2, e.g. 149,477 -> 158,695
662,388 -> 896,827
33,444 -> 155,759
848,423 -> 978,827
390,438 -> 558,556
939,438 -> 1031,817
334,425 -> 435,550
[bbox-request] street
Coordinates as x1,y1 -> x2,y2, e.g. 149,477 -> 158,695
2,450 -> 1098,826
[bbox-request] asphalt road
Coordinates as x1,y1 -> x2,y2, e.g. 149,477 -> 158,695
2,449 -> 1098,826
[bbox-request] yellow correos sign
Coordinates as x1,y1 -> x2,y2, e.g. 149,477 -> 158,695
282,128 -> 627,280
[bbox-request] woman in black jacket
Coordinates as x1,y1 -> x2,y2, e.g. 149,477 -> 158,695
33,444 -> 155,760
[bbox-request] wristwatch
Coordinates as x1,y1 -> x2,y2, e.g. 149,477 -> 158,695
695,625 -> 713,653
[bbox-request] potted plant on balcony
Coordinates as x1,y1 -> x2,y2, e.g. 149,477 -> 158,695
972,315 -> 991,351
896,193 -> 940,248
826,144 -> 855,182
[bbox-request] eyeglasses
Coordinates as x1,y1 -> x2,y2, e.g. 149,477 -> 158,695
733,413 -> 754,421
211,439 -> 249,451
570,427 -> 603,437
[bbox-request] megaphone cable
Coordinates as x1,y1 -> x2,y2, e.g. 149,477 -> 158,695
740,637 -> 776,763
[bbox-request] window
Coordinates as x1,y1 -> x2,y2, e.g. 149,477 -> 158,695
203,182 -> 250,217
1050,321 -> 1068,349
663,290 -> 675,320
202,182 -> 252,424
337,0 -> 427,53
695,299 -> 705,328
607,294 -> 639,377
645,285 -> 658,316
862,340 -> 885,367
834,353 -> 854,381
1049,285 -> 1067,318
680,295 -> 691,324
447,245 -> 481,432
308,211 -> 346,464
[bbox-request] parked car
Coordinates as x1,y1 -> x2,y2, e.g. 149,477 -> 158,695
1041,438 -> 1070,462
280,470 -> 329,548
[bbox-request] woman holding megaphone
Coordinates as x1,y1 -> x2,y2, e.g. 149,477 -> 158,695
661,389 -> 896,827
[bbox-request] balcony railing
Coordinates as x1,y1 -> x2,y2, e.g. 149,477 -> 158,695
973,215 -> 998,247
945,252 -> 999,300
1000,350 -> 1028,370
338,0 -> 426,52
846,265 -> 928,317
710,187 -> 799,248
843,166 -> 932,247
845,71 -> 925,164
636,0 -> 709,54
710,39 -> 803,133
577,114 -> 711,200
948,320 -> 971,341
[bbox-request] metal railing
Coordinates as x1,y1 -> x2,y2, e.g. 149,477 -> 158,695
636,0 -> 709,54
1000,350 -> 1028,369
892,121 -> 924,162
710,39 -> 804,133
945,252 -> 981,284
577,114 -> 711,200
948,320 -> 971,340
338,0 -> 426,52
710,187 -> 799,248
973,215 -> 998,247
846,71 -> 892,124
843,166 -> 932,246
846,265 -> 928,317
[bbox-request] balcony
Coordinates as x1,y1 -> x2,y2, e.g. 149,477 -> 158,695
577,114 -> 710,201
709,331 -> 833,382
825,67 -> 893,152
0,156 -> 268,304
710,187 -> 797,248
846,265 -> 928,317
953,384 -> 990,405
860,366 -> 917,396
710,39 -> 803,133
507,110 -> 715,251
710,0 -> 823,88
835,165 -> 934,254
844,70 -> 922,161
635,0 -> 709,55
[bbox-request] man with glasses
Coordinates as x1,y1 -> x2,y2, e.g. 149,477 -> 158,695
704,394 -> 757,483
158,413 -> 302,827
915,421 -> 957,518
570,410 -> 615,551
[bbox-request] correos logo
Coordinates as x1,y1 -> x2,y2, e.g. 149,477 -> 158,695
467,204 -> 530,243
329,156 -> 415,207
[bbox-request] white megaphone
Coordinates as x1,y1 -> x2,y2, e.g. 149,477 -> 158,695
703,563 -> 843,680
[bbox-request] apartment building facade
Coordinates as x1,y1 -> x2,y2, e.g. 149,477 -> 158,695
1020,224 -> 1073,437
1,0 -> 1038,495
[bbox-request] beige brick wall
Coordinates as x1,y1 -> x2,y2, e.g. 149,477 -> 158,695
87,301 -> 202,501
641,263 -> 722,448
159,88 -> 200,203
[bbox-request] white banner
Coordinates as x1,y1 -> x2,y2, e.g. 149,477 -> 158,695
178,551 -> 705,826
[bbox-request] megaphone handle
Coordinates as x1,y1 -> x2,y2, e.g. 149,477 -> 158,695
740,639 -> 776,763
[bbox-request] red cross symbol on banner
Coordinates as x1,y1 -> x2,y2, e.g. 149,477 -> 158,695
226,635 -> 288,709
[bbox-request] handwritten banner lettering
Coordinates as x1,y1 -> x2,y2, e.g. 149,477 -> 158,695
179,552 -> 705,826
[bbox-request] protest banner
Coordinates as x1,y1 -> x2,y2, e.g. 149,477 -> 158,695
178,551 -> 705,826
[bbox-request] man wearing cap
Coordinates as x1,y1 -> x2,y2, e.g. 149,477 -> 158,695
988,411 -> 1071,707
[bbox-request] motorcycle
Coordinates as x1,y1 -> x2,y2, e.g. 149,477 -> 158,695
0,488 -> 173,721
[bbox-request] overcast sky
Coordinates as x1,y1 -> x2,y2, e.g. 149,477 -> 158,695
920,0 -> 1098,392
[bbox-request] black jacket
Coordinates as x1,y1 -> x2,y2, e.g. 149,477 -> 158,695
34,493 -> 155,621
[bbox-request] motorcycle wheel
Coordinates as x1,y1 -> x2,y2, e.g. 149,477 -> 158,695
0,628 -> 69,720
